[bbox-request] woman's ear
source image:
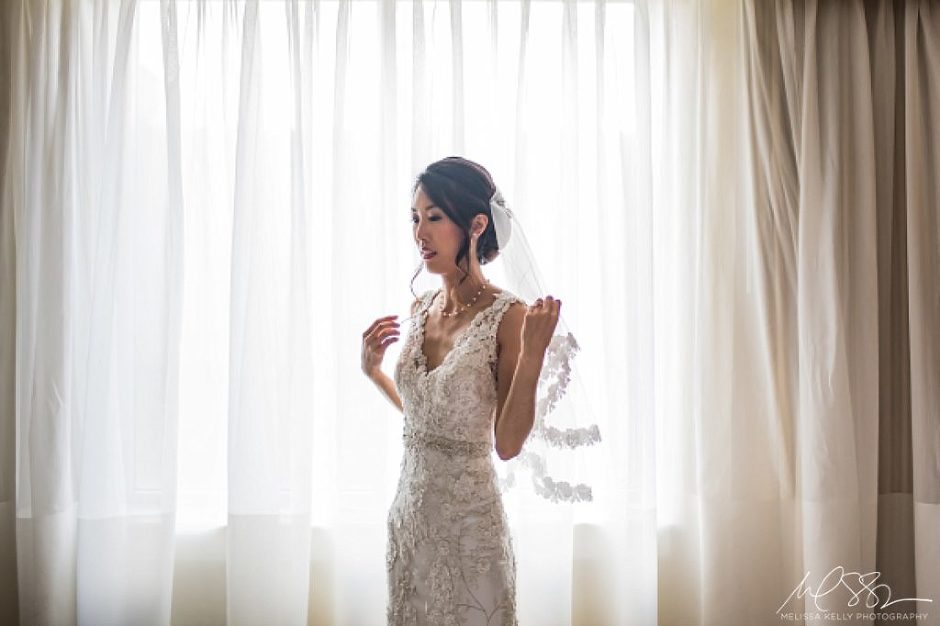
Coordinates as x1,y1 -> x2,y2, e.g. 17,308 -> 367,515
473,215 -> 489,237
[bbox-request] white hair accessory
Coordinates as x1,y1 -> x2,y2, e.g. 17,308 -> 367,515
489,187 -> 513,250
486,185 -> 602,504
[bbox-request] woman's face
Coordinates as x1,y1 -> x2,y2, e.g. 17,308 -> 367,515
411,185 -> 466,274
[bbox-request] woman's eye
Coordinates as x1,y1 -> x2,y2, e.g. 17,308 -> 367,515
411,216 -> 441,223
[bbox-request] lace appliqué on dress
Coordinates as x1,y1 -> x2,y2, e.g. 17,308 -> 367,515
387,289 -> 520,625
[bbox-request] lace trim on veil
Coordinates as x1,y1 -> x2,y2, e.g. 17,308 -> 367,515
534,332 -> 602,448
497,327 -> 601,503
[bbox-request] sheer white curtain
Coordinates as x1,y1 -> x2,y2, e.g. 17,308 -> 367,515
0,0 -> 649,623
1,0 -> 182,623
630,0 -> 769,622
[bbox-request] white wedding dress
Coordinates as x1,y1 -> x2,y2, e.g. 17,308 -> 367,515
387,287 -> 523,625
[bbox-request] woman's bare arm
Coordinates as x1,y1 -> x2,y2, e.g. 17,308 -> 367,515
494,296 -> 562,460
369,371 -> 404,413
492,302 -> 541,460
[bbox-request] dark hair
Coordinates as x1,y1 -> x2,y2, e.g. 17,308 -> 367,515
409,156 -> 501,296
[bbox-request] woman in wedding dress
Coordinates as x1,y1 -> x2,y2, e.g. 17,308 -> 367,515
360,157 -> 562,625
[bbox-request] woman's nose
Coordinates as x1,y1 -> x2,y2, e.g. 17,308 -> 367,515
414,220 -> 428,240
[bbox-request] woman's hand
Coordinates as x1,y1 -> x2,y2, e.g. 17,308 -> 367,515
520,295 -> 561,358
361,314 -> 400,379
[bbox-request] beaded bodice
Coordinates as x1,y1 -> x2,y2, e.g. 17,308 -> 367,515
393,288 -> 524,445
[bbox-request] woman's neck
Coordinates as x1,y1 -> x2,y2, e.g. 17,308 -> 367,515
439,271 -> 488,310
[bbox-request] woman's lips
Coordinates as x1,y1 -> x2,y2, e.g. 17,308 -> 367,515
421,250 -> 437,260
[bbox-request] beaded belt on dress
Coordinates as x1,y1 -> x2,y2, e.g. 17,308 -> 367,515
402,427 -> 492,458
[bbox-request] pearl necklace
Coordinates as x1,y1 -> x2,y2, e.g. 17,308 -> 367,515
439,278 -> 490,317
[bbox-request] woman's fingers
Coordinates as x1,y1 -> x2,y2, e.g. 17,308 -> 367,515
373,334 -> 398,355
378,327 -> 400,344
531,295 -> 561,315
362,317 -> 401,362
361,316 -> 403,376
364,323 -> 400,350
362,315 -> 399,338
370,325 -> 400,347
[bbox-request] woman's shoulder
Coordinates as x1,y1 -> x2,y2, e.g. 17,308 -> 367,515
490,286 -> 527,308
490,287 -> 527,331
490,287 -> 527,354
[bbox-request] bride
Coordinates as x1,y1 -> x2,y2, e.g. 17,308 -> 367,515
360,156 -> 561,624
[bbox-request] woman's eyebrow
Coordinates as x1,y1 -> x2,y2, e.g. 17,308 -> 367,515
411,204 -> 437,211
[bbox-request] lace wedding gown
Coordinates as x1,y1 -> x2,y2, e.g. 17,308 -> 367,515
387,287 -> 524,625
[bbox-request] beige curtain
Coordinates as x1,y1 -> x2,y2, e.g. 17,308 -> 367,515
742,0 -> 938,623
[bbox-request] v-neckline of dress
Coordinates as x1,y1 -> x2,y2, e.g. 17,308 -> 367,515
417,289 -> 506,377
